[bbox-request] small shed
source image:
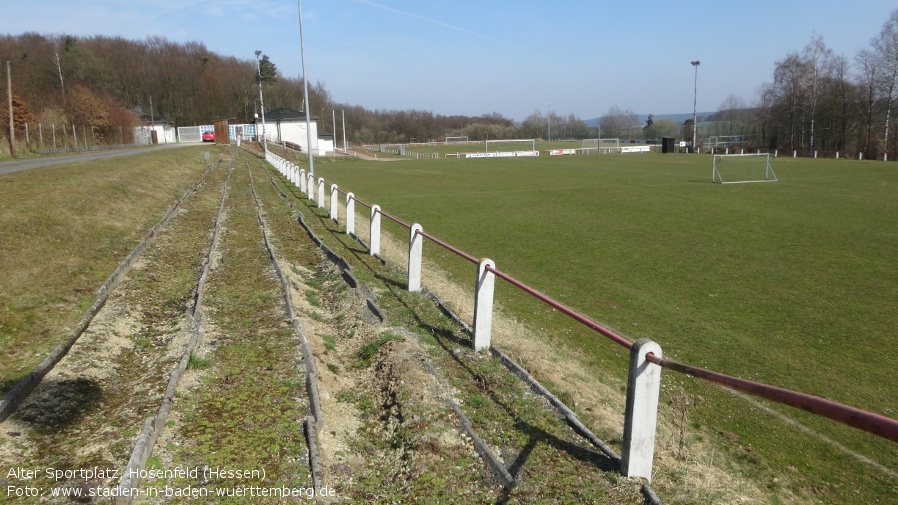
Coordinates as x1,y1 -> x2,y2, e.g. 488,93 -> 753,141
661,136 -> 677,153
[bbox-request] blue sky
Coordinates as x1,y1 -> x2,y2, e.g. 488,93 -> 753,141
1,1 -> 894,121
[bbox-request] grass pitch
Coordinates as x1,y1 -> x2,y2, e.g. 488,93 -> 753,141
314,151 -> 898,502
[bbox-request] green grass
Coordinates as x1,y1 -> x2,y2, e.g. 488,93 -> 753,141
358,332 -> 404,364
311,152 -> 898,503
0,147 -> 209,393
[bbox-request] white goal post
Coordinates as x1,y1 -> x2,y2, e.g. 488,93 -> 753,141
582,138 -> 620,153
485,138 -> 535,152
445,136 -> 468,144
712,153 -> 777,184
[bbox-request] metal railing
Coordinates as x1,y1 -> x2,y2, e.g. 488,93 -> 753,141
263,150 -> 898,483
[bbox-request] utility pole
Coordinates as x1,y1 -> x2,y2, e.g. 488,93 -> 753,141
691,60 -> 700,153
298,0 -> 315,176
7,60 -> 16,157
255,50 -> 268,152
149,96 -> 155,144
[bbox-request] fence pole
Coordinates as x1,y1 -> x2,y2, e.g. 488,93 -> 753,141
346,193 -> 355,236
307,173 -> 314,201
408,224 -> 423,292
317,178 -> 325,209
370,205 -> 381,256
330,184 -> 339,223
473,258 -> 496,351
299,169 -> 306,193
621,338 -> 663,482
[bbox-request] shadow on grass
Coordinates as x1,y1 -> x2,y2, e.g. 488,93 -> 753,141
15,378 -> 103,433
381,274 -> 620,504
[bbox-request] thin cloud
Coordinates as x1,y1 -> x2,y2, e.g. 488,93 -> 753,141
353,0 -> 522,49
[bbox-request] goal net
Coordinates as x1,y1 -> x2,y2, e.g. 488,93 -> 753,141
581,138 -> 620,154
712,153 -> 777,184
445,136 -> 468,144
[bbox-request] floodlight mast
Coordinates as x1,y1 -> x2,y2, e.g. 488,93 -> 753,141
298,0 -> 314,176
691,60 -> 700,153
255,50 -> 268,152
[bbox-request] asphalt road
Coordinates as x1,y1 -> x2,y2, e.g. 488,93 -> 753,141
0,143 -> 204,176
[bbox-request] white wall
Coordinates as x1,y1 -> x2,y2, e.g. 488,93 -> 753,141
269,120 -> 320,154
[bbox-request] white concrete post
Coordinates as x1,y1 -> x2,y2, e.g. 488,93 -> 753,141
859,152 -> 863,160
299,169 -> 306,193
307,173 -> 314,200
316,178 -> 325,209
793,150 -> 797,158
292,164 -> 299,186
346,193 -> 355,236
370,205 -> 381,256
621,338 -> 663,482
408,224 -> 423,292
836,151 -> 839,159
473,258 -> 495,351
330,184 -> 339,222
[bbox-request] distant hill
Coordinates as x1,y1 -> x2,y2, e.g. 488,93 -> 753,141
585,112 -> 714,127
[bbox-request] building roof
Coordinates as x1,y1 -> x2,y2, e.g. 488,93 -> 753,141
131,107 -> 172,126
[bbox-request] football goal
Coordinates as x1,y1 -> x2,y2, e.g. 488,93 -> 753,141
445,136 -> 468,144
484,139 -> 537,156
712,153 -> 777,184
581,138 -> 620,153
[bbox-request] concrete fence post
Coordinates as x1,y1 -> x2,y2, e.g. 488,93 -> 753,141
346,193 -> 355,236
307,173 -> 314,201
291,164 -> 299,186
621,338 -> 663,482
330,184 -> 339,223
473,258 -> 495,351
299,169 -> 306,193
859,152 -> 864,160
370,205 -> 381,256
408,224 -> 423,292
317,178 -> 325,208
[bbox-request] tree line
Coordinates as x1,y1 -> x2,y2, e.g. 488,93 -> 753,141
0,33 -> 580,151
3,9 -> 898,158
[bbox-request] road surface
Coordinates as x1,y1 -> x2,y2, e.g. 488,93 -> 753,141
0,143 -> 202,176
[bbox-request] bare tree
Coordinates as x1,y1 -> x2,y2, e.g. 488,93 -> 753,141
772,53 -> 809,151
873,9 -> 898,160
803,34 -> 832,153
599,106 -> 638,139
855,48 -> 880,156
